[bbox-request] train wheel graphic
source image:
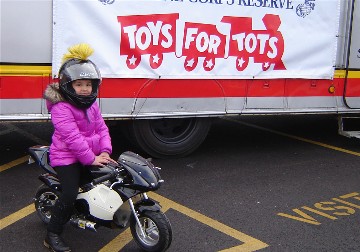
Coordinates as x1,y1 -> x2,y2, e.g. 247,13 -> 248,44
149,53 -> 163,69
236,56 -> 249,71
203,57 -> 215,71
184,56 -> 198,72
126,53 -> 141,69
262,62 -> 271,71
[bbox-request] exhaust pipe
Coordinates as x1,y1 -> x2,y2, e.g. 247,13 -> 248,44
70,218 -> 97,232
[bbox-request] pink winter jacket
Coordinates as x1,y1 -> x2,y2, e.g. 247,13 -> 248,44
44,83 -> 112,167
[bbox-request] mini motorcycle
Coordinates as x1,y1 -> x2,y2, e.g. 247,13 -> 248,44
28,145 -> 172,252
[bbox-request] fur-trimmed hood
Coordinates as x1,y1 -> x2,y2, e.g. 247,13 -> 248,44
44,83 -> 66,112
44,83 -> 65,104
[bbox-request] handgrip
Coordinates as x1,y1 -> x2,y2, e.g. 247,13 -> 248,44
92,170 -> 117,184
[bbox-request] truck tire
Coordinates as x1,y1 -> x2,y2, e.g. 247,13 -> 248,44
130,117 -> 212,158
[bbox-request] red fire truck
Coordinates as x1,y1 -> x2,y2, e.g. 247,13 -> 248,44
1,0 -> 359,158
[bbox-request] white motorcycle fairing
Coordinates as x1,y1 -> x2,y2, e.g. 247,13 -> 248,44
77,184 -> 123,220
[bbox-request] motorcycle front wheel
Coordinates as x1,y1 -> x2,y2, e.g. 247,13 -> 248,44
34,185 -> 60,224
130,210 -> 172,252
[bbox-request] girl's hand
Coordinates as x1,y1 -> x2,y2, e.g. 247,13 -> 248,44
91,153 -> 117,166
100,152 -> 117,163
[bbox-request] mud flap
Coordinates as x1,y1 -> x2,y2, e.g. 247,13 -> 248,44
136,198 -> 161,213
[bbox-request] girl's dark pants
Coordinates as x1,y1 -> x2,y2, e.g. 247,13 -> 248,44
47,163 -> 91,234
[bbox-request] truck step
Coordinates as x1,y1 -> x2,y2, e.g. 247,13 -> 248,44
338,116 -> 360,139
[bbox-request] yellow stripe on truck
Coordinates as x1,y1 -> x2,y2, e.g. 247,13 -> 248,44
0,65 -> 52,76
347,70 -> 360,78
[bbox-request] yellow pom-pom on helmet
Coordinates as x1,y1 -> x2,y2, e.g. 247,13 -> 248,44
62,43 -> 95,63
58,43 -> 101,109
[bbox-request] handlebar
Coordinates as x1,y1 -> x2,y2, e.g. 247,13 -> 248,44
92,169 -> 118,185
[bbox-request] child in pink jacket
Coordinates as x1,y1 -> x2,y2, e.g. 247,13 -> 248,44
43,44 -> 115,252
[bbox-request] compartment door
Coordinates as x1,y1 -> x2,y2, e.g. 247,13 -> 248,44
344,0 -> 360,108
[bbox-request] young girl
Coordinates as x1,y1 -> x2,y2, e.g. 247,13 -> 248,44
43,44 -> 115,252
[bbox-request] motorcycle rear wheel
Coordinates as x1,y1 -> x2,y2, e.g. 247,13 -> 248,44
130,210 -> 172,252
34,185 -> 60,224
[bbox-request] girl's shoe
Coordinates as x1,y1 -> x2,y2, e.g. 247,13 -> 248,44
44,232 -> 71,252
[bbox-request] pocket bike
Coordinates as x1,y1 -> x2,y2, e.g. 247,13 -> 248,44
29,145 -> 172,252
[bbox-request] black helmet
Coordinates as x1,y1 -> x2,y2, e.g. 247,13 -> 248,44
58,58 -> 101,109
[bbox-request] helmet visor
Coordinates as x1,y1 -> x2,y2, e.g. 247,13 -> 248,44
62,62 -> 101,82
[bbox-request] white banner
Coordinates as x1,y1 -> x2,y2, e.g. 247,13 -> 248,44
53,0 -> 340,79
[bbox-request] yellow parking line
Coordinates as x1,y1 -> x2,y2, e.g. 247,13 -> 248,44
226,119 -> 360,157
1,194 -> 268,251
0,156 -> 29,172
0,204 -> 35,231
100,192 -> 268,252
152,193 -> 268,251
96,195 -> 174,252
99,228 -> 134,252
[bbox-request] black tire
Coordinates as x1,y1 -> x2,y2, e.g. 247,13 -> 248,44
34,185 -> 60,224
130,211 -> 172,252
130,117 -> 212,158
